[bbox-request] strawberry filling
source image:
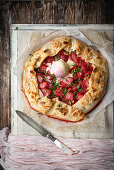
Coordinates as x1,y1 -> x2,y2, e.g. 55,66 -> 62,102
35,50 -> 93,106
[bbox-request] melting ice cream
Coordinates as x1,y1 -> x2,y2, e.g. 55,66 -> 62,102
49,60 -> 70,78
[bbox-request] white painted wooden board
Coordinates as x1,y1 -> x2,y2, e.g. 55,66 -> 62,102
10,24 -> 114,138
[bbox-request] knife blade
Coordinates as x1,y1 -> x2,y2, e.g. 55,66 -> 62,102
16,110 -> 73,155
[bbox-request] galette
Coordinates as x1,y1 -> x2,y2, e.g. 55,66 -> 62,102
23,36 -> 108,122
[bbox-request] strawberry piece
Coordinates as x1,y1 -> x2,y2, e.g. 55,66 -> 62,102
39,81 -> 48,88
71,85 -> 78,92
73,74 -> 78,81
54,90 -> 64,97
45,56 -> 54,64
81,59 -> 85,66
46,75 -> 51,82
85,70 -> 92,77
48,82 -> 53,88
77,57 -> 82,66
46,70 -> 51,75
83,78 -> 89,88
61,97 -> 66,103
67,87 -> 72,92
76,57 -> 84,66
79,79 -> 83,86
77,71 -> 84,79
69,51 -> 77,63
36,73 -> 43,83
65,92 -> 74,101
69,65 -> 78,73
80,88 -> 88,94
59,49 -> 65,54
56,86 -> 65,92
61,77 -> 73,85
84,62 -> 90,68
41,88 -> 51,97
40,64 -> 48,72
81,65 -> 88,73
60,53 -> 69,62
76,93 -> 84,101
83,80 -> 86,88
60,81 -> 68,87
89,63 -> 93,71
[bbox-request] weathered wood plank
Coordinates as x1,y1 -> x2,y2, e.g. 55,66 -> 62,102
0,2 -> 11,129
0,0 -> 114,129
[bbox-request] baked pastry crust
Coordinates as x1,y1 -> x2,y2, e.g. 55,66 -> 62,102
23,36 -> 108,122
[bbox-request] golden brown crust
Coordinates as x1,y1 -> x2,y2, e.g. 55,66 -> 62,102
23,36 -> 108,122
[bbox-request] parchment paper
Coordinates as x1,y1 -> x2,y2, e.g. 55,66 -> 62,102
15,29 -> 114,138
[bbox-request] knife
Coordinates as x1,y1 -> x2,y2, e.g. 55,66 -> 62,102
16,110 -> 73,155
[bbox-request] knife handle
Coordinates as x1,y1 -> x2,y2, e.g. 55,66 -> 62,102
54,139 -> 73,155
46,134 -> 73,155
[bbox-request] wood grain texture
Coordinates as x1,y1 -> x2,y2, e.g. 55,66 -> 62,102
0,128 -> 114,169
0,0 -> 114,129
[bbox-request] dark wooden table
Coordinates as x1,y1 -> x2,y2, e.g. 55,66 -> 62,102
0,0 -> 114,129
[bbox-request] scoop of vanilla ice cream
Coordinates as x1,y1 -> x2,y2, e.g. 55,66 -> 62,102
50,59 -> 70,78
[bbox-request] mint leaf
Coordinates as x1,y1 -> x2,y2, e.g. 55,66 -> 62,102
38,68 -> 40,72
86,115 -> 89,119
50,80 -> 60,94
64,88 -> 67,95
55,54 -> 60,60
52,94 -> 55,98
72,63 -> 77,67
57,104 -> 62,107
72,83 -> 76,86
68,99 -> 72,105
69,99 -> 71,102
29,53 -> 33,56
73,67 -> 82,77
75,78 -> 81,82
73,91 -> 77,96
78,88 -> 83,91
77,85 -> 80,89
61,88 -> 67,95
